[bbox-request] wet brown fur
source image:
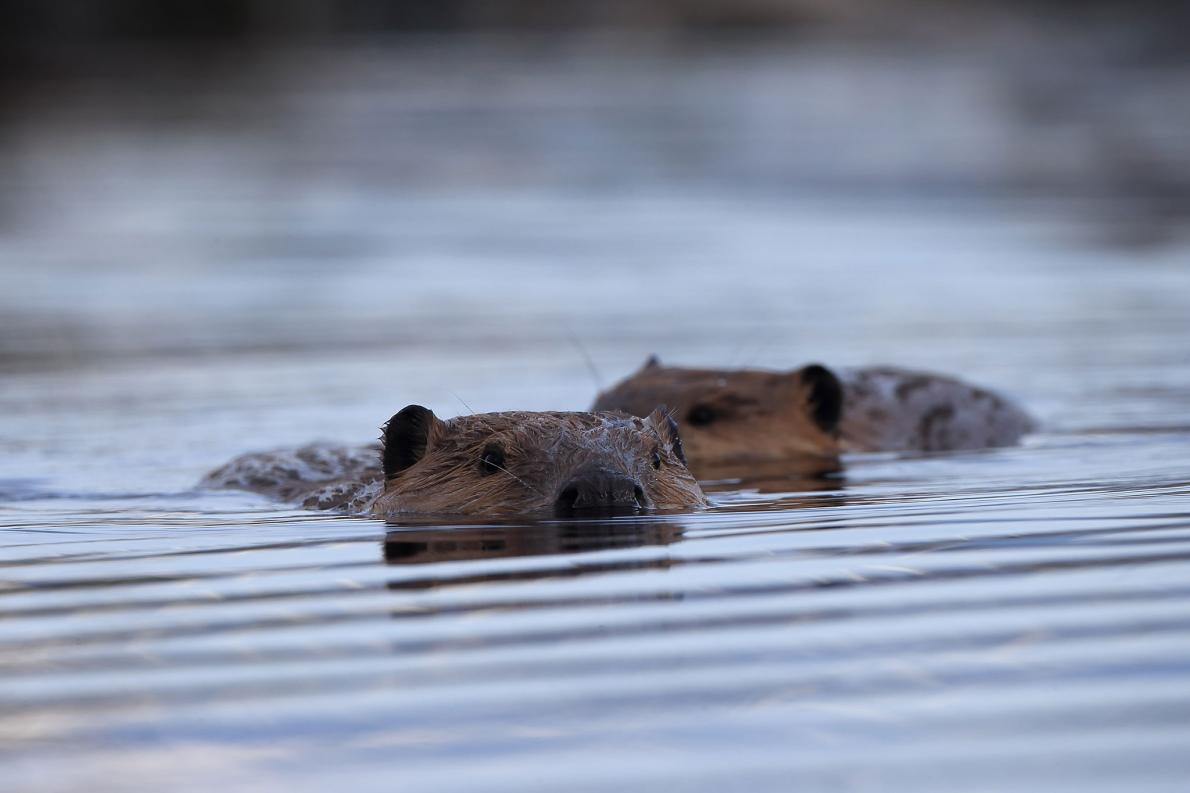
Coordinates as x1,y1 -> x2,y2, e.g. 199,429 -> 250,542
372,408 -> 706,518
592,358 -> 1034,471
592,358 -> 843,474
203,408 -> 707,518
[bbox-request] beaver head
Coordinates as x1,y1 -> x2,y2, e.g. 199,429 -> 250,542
370,405 -> 707,518
591,356 -> 844,472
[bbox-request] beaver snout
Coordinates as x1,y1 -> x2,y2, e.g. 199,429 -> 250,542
555,467 -> 647,515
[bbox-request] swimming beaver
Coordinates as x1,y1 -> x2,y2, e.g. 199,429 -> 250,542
592,357 -> 1035,470
202,405 -> 707,518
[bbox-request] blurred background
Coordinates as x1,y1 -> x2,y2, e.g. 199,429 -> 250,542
1,0 -> 1188,465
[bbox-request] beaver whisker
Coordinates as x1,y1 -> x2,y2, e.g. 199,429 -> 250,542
644,418 -> 666,449
448,390 -> 477,416
482,458 -> 547,499
727,328 -> 763,367
567,330 -> 604,390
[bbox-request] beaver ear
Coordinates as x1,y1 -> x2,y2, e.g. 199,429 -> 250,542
646,405 -> 687,465
797,364 -> 843,435
382,405 -> 436,479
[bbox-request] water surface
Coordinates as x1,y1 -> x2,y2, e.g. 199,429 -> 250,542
2,38 -> 1190,793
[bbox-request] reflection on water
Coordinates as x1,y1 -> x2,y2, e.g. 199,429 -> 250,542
3,447 -> 1190,792
695,457 -> 845,503
2,32 -> 1190,793
384,519 -> 684,567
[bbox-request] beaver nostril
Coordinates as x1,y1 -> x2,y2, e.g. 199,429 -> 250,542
555,469 -> 645,515
557,486 -> 580,510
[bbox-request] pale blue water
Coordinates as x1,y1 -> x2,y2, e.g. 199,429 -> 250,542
2,38 -> 1189,793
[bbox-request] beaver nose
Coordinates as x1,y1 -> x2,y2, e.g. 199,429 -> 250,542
555,468 -> 647,515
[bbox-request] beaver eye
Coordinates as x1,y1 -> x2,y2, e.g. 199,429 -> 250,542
479,445 -> 505,476
686,405 -> 717,427
651,450 -> 662,470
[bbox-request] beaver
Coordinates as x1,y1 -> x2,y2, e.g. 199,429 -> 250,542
201,405 -> 707,518
591,357 -> 1035,471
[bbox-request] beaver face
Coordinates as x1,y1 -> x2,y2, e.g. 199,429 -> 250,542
592,357 -> 844,472
370,405 -> 707,518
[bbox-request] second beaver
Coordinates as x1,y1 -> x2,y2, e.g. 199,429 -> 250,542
202,405 -> 707,518
592,357 -> 1035,471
